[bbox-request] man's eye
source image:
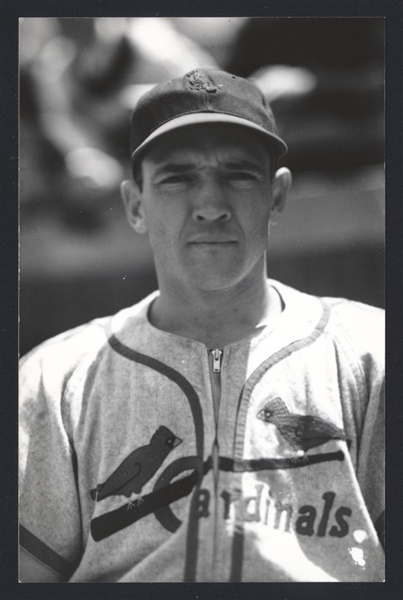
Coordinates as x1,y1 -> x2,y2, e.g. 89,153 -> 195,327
228,172 -> 257,181
161,174 -> 191,184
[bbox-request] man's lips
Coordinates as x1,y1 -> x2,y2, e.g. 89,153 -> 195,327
189,241 -> 237,245
187,236 -> 238,244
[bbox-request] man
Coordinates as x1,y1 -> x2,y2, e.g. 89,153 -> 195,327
19,68 -> 384,582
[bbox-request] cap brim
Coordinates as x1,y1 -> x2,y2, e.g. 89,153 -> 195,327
131,112 -> 288,161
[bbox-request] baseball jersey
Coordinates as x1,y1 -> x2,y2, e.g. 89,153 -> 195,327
19,280 -> 385,582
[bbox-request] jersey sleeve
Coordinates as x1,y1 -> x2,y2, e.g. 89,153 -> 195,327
332,300 -> 385,548
356,364 -> 385,549
19,346 -> 83,579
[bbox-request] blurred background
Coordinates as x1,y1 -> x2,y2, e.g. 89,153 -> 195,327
19,17 -> 384,356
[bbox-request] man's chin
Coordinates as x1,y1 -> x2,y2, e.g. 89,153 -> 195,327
185,269 -> 249,293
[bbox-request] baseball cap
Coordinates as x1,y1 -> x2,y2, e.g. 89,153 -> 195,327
130,68 -> 288,161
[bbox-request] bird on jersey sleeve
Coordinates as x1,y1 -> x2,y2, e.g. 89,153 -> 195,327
257,397 -> 346,453
90,426 -> 182,503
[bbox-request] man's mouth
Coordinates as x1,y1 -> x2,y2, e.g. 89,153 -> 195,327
187,236 -> 238,245
190,241 -> 236,244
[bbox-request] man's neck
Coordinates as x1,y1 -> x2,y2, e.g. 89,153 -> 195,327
148,269 -> 283,348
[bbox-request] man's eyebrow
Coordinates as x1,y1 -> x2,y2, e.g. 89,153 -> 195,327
223,160 -> 266,172
152,160 -> 266,176
152,163 -> 197,177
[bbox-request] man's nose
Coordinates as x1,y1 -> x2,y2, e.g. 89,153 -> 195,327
192,180 -> 231,222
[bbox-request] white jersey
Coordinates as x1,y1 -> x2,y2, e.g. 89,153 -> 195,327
19,280 -> 384,581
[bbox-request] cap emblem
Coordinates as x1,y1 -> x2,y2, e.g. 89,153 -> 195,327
187,69 -> 217,93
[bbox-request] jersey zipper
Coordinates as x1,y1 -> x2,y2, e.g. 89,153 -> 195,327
210,349 -> 223,489
209,348 -> 223,579
211,349 -> 223,429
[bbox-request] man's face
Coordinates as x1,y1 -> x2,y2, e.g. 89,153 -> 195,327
125,123 -> 283,293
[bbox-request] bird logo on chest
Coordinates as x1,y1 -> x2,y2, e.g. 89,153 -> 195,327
90,426 -> 182,506
257,397 -> 346,455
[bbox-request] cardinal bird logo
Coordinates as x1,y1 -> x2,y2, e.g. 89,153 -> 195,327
188,69 -> 218,93
257,398 -> 346,453
90,426 -> 182,505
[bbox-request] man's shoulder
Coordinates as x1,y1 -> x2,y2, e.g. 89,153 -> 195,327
276,280 -> 383,323
20,291 -> 159,376
316,292 -> 384,366
321,294 -> 384,338
20,317 -> 110,370
273,280 -> 384,360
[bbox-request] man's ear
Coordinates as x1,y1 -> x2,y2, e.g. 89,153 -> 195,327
270,167 -> 292,225
120,180 -> 148,234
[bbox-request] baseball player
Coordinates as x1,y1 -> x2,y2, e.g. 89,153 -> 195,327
19,69 -> 384,582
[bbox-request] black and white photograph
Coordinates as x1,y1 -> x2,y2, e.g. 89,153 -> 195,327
18,16 -> 386,584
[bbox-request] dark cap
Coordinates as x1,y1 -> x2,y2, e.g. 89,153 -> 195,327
130,68 -> 288,161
